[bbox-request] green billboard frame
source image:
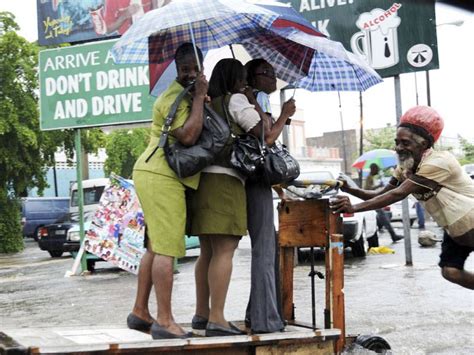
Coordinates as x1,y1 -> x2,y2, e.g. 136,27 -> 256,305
39,39 -> 155,131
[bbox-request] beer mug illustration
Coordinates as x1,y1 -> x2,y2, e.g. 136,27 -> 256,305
350,5 -> 402,69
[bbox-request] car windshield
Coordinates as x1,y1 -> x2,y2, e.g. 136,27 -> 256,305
71,186 -> 105,207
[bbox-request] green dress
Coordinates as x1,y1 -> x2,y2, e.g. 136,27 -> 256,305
190,95 -> 247,237
133,81 -> 200,258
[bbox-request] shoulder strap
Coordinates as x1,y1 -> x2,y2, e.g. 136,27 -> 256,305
145,85 -> 193,163
158,85 -> 193,148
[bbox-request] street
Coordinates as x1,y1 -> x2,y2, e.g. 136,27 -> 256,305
1,221 -> 473,354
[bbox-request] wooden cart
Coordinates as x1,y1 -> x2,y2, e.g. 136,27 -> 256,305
278,198 -> 346,353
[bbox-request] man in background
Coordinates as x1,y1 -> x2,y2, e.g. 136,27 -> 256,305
364,163 -> 404,242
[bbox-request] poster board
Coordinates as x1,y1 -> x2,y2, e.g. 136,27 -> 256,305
84,174 -> 145,274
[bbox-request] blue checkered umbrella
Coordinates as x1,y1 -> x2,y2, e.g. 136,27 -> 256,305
246,26 -> 382,92
111,0 -> 319,83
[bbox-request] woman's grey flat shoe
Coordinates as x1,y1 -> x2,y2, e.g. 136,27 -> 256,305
126,313 -> 153,331
191,314 -> 208,330
151,322 -> 192,340
205,321 -> 246,337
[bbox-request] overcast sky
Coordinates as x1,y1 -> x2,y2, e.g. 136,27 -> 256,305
1,0 -> 473,141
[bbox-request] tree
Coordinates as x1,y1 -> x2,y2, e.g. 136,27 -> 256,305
0,13 -> 106,252
459,135 -> 474,165
104,128 -> 150,178
364,125 -> 396,152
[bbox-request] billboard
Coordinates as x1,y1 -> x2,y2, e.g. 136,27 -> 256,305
36,0 -> 170,46
39,39 -> 156,131
283,0 -> 439,77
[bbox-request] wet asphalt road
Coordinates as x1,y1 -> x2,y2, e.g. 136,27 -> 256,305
1,220 -> 473,354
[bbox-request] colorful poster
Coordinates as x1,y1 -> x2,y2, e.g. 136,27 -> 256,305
37,0 -> 172,46
84,174 -> 146,274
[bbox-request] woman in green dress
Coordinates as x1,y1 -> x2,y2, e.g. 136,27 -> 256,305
127,43 -> 208,340
190,58 -> 266,336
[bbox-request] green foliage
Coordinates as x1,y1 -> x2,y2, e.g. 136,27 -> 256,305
104,128 -> 150,178
1,14 -> 107,253
0,190 -> 23,253
364,125 -> 396,152
459,136 -> 474,165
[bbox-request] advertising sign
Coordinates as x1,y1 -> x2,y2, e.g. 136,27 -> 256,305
39,39 -> 156,130
84,174 -> 145,274
36,0 -> 170,46
283,0 -> 439,77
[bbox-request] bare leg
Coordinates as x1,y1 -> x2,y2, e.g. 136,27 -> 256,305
208,235 -> 240,327
131,248 -> 154,322
441,266 -> 474,290
195,236 -> 212,318
153,253 -> 186,335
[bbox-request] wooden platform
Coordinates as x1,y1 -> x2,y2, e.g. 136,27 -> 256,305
1,324 -> 341,354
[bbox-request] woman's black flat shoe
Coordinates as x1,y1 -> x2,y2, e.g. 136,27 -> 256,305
205,321 -> 246,337
126,313 -> 153,331
191,314 -> 208,330
151,322 -> 192,340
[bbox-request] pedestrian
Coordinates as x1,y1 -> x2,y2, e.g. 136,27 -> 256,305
243,59 -> 296,333
126,43 -> 208,339
364,163 -> 404,242
189,58 -> 259,337
415,201 -> 426,229
330,106 -> 474,290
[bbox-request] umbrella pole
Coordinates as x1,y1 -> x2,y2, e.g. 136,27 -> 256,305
188,25 -> 202,72
291,48 -> 309,99
338,91 -> 348,174
229,44 -> 236,59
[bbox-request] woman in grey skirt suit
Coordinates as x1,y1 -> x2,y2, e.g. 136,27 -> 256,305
244,59 -> 296,333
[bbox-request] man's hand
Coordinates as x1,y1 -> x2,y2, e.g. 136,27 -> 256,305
329,195 -> 355,214
338,177 -> 351,193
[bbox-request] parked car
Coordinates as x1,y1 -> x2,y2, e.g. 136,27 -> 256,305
274,171 -> 378,257
69,178 -> 109,218
462,163 -> 474,177
387,196 -> 418,225
37,216 -> 76,258
21,197 -> 70,240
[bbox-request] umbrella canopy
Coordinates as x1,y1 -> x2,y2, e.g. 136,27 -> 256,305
262,26 -> 382,92
111,0 -> 278,63
111,0 -> 322,83
352,149 -> 398,170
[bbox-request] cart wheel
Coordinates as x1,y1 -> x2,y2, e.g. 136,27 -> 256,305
355,335 -> 391,353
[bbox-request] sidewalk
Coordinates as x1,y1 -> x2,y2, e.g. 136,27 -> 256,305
1,221 -> 473,354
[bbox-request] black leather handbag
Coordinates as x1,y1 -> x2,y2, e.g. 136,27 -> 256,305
230,133 -> 265,177
146,85 -> 230,178
262,142 -> 300,185
227,111 -> 299,185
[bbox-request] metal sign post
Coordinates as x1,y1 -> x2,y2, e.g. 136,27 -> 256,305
394,75 -> 413,266
74,129 -> 87,273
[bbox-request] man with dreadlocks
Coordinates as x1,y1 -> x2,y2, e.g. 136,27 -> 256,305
330,106 -> 474,290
